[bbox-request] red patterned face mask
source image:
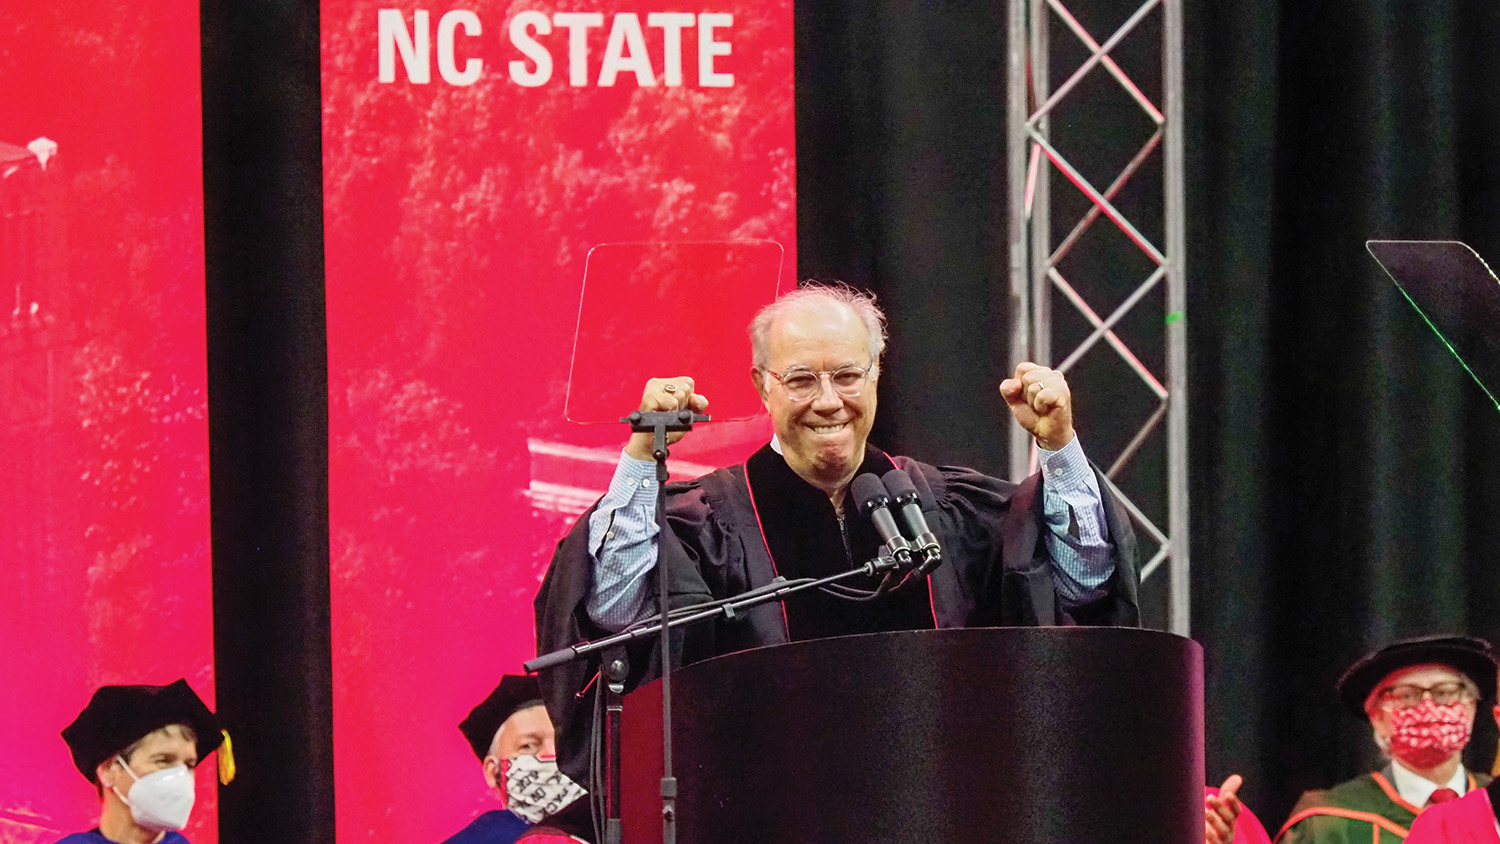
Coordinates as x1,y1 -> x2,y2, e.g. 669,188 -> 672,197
1387,700 -> 1472,769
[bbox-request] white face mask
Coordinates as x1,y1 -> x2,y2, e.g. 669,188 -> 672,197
502,754 -> 586,824
112,755 -> 196,832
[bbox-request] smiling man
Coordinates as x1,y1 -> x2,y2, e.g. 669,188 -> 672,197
534,283 -> 1140,802
56,679 -> 229,844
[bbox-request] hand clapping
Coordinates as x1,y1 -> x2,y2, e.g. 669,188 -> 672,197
1205,774 -> 1244,844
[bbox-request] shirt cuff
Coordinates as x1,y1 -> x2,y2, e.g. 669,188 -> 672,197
1037,436 -> 1100,496
606,450 -> 660,504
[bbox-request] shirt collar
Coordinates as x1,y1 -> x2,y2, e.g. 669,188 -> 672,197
1389,757 -> 1467,806
770,434 -> 782,455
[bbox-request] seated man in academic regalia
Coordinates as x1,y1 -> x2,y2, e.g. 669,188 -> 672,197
533,283 -> 1140,830
55,679 -> 232,844
1276,635 -> 1497,844
1404,664 -> 1500,844
442,674 -> 587,844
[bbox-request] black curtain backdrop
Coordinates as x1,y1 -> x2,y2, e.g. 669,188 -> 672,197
796,0 -> 1500,829
202,1 -> 333,843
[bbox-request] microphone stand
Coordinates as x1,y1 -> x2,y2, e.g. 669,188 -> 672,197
524,410 -> 917,843
525,461 -> 906,844
526,557 -> 905,673
631,408 -> 697,844
526,561 -> 905,839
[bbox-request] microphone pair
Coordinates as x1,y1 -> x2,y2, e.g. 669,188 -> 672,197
850,469 -> 943,580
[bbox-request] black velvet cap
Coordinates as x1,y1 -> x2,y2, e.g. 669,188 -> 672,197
459,674 -> 543,760
1337,635 -> 1497,715
60,678 -> 224,782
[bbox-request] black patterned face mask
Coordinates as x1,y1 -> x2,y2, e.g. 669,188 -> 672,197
502,754 -> 587,824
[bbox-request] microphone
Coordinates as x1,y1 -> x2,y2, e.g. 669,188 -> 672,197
881,468 -> 942,574
851,473 -> 913,567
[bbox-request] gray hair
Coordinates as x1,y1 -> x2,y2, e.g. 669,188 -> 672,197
1362,673 -> 1481,717
486,701 -> 547,759
748,282 -> 888,371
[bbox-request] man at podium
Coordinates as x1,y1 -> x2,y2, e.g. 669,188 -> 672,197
535,283 -> 1140,792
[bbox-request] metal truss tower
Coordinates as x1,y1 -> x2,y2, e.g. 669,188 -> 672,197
1007,0 -> 1188,634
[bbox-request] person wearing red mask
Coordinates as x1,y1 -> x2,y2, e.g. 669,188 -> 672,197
1404,666 -> 1500,844
1277,636 -> 1496,844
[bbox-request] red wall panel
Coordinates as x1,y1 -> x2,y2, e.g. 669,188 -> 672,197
0,3 -> 215,842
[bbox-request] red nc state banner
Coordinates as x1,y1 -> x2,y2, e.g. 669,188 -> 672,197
321,2 -> 794,840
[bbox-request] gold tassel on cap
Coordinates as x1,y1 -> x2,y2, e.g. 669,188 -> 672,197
217,730 -> 236,785
1492,737 -> 1499,779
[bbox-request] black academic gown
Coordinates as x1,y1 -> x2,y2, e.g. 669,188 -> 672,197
532,443 -> 1140,791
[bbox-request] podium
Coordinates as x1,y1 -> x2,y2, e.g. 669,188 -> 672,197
621,627 -> 1203,843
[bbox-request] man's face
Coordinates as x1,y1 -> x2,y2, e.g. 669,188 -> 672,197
101,724 -> 198,798
495,704 -> 554,758
752,301 -> 877,494
1368,663 -> 1477,763
483,704 -> 556,792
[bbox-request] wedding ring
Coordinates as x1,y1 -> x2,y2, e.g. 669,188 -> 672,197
662,384 -> 677,393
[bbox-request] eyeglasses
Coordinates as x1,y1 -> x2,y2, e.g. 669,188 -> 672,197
763,361 -> 877,402
1376,682 -> 1476,709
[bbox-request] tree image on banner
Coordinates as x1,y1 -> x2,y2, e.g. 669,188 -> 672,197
0,2 -> 214,842
322,1 -> 794,840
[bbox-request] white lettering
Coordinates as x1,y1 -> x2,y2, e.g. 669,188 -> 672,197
378,9 -> 430,84
552,12 -> 605,87
697,13 -> 733,87
646,12 -> 694,87
436,10 -> 482,85
497,10 -> 736,88
508,10 -> 552,86
598,13 -> 655,86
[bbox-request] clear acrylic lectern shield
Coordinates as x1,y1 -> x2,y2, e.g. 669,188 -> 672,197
564,241 -> 785,424
1367,240 -> 1500,412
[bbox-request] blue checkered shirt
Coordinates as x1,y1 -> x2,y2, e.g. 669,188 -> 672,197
585,436 -> 1115,631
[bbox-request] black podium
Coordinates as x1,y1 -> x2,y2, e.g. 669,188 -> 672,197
621,627 -> 1203,844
